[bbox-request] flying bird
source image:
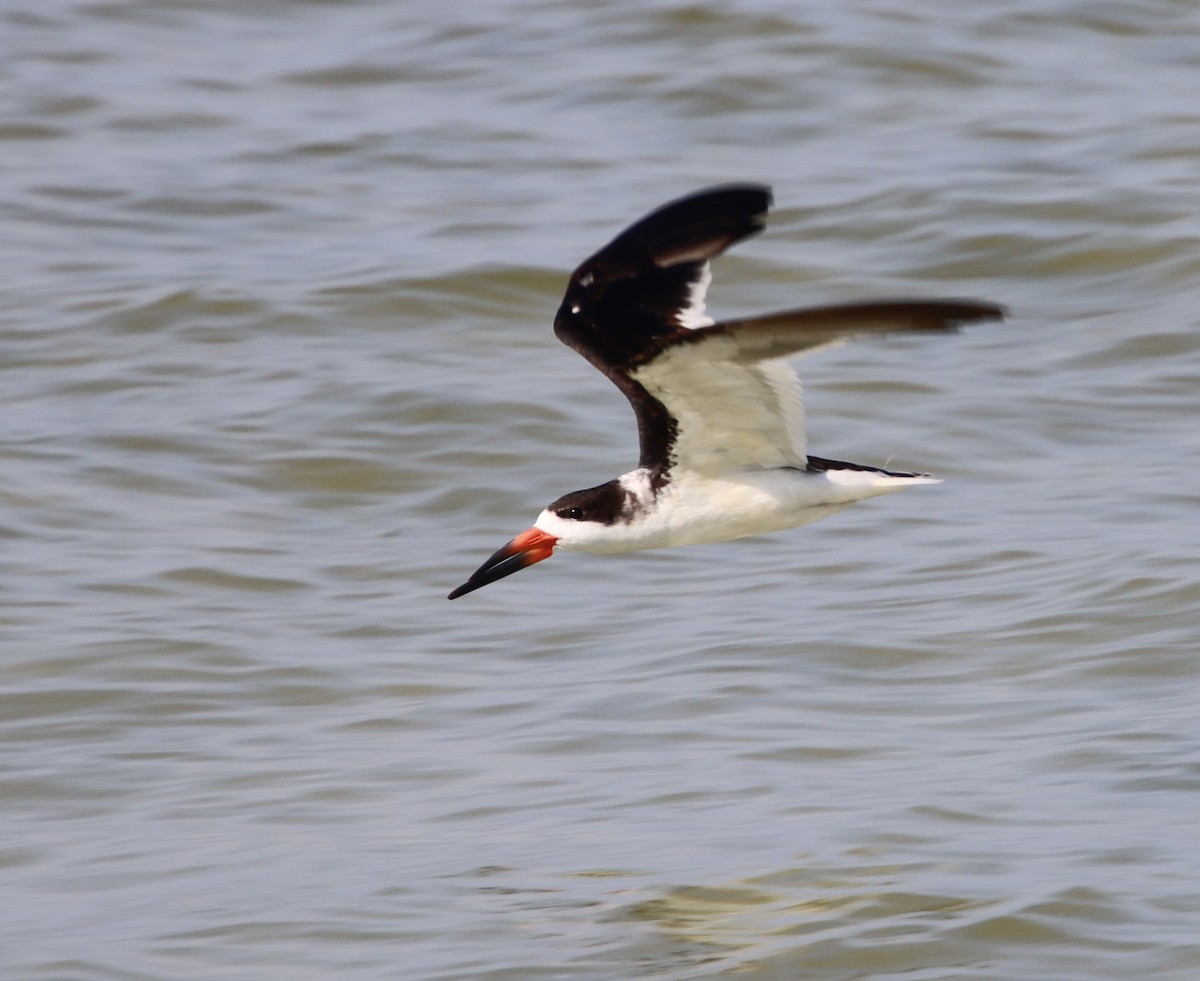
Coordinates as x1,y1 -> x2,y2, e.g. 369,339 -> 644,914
448,184 -> 1003,599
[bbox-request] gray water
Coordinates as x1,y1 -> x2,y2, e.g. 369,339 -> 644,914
3,1 -> 1199,978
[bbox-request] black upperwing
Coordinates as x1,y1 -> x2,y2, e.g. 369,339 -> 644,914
692,298 -> 1007,362
552,184 -> 773,473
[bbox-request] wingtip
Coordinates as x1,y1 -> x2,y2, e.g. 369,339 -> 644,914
947,298 -> 1007,324
587,183 -> 776,273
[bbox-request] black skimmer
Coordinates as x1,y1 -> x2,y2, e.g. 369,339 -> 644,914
448,184 -> 1003,599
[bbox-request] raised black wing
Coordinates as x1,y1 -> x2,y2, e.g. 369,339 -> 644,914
553,184 -> 773,471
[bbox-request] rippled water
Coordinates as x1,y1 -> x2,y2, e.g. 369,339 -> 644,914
3,1 -> 1199,978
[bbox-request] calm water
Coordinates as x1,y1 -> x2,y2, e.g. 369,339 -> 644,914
3,1 -> 1199,978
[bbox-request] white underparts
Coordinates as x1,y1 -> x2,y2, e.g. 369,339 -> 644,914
536,465 -> 937,555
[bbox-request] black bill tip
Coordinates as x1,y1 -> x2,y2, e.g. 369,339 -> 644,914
448,527 -> 558,600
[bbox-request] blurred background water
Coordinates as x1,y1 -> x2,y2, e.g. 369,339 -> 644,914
2,1 -> 1199,978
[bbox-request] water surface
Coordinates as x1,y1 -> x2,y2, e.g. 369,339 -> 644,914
3,1 -> 1199,978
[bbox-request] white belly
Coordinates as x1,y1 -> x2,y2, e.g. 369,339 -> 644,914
559,466 -> 936,554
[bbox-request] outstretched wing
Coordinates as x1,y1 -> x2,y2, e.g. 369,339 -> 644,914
553,185 -> 1004,476
632,300 -> 1004,474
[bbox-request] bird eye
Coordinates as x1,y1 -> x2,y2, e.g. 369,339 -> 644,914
565,507 -> 584,520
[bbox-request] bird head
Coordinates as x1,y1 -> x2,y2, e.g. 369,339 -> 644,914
447,480 -> 634,599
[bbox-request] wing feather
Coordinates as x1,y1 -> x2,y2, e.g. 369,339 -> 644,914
630,299 -> 1004,474
549,184 -> 1005,479
703,299 -> 1006,362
